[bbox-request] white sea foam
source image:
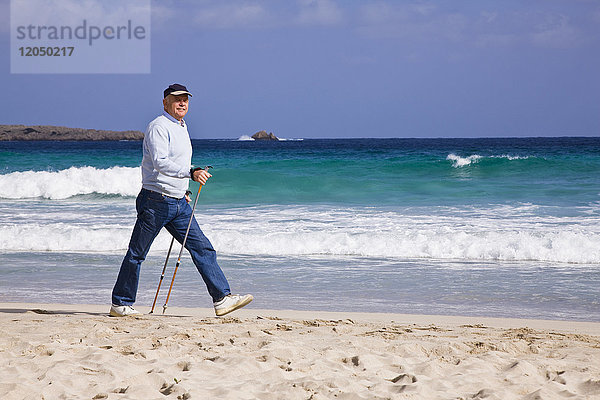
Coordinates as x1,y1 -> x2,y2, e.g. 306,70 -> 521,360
236,135 -> 303,141
0,166 -> 141,199
447,154 -> 482,167
204,207 -> 600,264
447,153 -> 530,168
493,154 -> 530,161
1,203 -> 599,264
0,223 -> 179,254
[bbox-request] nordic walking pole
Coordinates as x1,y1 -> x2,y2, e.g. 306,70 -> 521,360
149,191 -> 192,314
149,236 -> 175,314
162,166 -> 212,314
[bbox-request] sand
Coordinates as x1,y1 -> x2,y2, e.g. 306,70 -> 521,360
0,303 -> 599,400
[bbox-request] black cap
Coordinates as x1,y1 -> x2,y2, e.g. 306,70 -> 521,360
164,83 -> 192,98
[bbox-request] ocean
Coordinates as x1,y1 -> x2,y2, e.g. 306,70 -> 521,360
0,137 -> 599,321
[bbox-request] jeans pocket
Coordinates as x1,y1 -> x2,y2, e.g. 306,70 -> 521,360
139,207 -> 156,226
137,190 -> 168,217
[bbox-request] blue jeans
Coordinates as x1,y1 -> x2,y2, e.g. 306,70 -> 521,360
112,188 -> 230,305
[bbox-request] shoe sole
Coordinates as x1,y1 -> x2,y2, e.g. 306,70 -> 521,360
215,295 -> 253,316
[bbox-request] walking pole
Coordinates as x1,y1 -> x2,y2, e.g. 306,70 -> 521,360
149,190 -> 191,314
149,236 -> 175,314
162,166 -> 212,314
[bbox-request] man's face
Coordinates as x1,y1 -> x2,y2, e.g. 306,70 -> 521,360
163,94 -> 189,121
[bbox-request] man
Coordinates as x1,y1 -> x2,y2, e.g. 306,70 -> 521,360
110,83 -> 253,317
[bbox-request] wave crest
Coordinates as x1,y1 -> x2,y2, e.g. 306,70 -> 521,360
447,154 -> 482,167
0,166 -> 141,199
2,205 -> 598,264
447,153 -> 531,168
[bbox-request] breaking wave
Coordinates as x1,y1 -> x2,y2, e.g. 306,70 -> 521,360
1,205 -> 598,264
0,166 -> 141,199
447,154 -> 531,168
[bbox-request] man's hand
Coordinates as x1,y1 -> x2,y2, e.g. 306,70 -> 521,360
192,169 -> 212,185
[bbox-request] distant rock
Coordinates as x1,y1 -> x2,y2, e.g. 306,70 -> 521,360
251,130 -> 279,141
0,125 -> 144,141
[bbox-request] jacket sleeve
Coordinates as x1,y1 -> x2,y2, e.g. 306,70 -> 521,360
144,123 -> 191,179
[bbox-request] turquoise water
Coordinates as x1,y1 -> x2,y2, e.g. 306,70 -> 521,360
0,138 -> 599,320
2,138 -> 599,208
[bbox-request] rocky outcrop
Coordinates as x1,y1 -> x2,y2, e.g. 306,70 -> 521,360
251,130 -> 279,141
0,125 -> 144,141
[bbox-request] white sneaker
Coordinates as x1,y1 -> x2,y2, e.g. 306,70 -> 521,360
110,304 -> 141,317
214,294 -> 253,316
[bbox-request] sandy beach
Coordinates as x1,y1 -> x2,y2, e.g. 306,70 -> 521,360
0,303 -> 599,399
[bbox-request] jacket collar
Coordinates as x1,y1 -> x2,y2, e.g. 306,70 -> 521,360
163,111 -> 185,127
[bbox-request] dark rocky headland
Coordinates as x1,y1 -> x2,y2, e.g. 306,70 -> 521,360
0,125 -> 144,141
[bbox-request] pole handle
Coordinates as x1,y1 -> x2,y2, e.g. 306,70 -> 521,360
190,165 -> 213,179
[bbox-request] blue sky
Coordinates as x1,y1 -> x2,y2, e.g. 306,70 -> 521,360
1,0 -> 599,138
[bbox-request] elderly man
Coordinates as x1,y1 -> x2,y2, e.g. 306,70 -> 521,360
110,83 -> 252,317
